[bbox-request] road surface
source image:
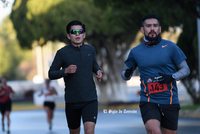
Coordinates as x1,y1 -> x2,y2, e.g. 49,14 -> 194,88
1,108 -> 199,134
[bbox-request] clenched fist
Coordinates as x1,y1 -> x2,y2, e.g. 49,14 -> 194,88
96,70 -> 103,82
65,65 -> 77,74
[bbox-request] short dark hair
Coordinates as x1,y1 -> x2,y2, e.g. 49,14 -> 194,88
66,20 -> 86,34
142,14 -> 160,26
1,76 -> 7,80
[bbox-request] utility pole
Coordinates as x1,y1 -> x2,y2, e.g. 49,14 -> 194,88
197,18 -> 200,104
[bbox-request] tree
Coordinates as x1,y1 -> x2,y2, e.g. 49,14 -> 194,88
171,0 -> 200,104
0,16 -> 33,80
94,0 -> 200,104
10,0 -> 131,102
10,0 -> 200,103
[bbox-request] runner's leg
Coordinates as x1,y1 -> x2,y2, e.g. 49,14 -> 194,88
5,111 -> 10,133
44,106 -> 51,124
69,127 -> 80,134
1,113 -> 5,131
84,122 -> 95,134
145,119 -> 161,134
65,102 -> 82,134
160,104 -> 180,134
82,100 -> 98,134
161,127 -> 177,134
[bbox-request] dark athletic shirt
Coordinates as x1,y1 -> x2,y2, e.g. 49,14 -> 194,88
48,43 -> 101,103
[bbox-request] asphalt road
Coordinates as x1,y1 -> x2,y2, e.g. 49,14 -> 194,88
1,108 -> 200,134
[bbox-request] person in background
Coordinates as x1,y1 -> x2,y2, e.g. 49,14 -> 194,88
38,79 -> 58,130
48,20 -> 102,134
0,76 -> 15,134
121,14 -> 190,134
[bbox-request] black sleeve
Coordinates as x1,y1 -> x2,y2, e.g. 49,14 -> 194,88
92,49 -> 101,74
48,51 -> 68,80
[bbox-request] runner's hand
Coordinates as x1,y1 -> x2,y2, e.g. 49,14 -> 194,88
159,73 -> 175,84
65,65 -> 77,74
96,70 -> 102,82
125,68 -> 133,78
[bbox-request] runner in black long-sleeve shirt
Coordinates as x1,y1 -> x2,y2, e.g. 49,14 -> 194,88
48,20 -> 102,134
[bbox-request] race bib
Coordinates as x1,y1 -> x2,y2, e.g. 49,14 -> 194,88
146,76 -> 167,94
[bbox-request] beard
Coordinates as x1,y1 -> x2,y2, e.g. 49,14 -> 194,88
145,32 -> 160,41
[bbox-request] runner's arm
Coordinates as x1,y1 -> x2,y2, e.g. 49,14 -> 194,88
38,89 -> 43,97
48,52 -> 68,80
172,60 -> 190,81
121,65 -> 136,80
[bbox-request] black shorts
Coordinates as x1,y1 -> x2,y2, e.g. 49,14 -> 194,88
65,99 -> 98,129
139,101 -> 180,130
0,99 -> 12,114
44,101 -> 55,110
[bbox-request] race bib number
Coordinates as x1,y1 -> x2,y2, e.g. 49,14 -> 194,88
146,76 -> 167,94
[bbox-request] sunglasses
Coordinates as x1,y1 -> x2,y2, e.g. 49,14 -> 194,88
70,29 -> 84,34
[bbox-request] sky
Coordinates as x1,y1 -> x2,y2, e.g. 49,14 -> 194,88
0,0 -> 14,23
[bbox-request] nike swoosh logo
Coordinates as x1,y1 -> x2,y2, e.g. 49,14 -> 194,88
162,44 -> 168,48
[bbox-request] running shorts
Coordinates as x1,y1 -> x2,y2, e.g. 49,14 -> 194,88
0,99 -> 12,114
65,99 -> 98,129
139,101 -> 180,130
44,101 -> 55,110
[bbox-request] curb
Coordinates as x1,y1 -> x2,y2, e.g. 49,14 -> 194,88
12,104 -> 65,111
179,110 -> 200,118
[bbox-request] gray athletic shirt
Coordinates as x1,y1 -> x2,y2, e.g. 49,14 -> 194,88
48,43 -> 101,103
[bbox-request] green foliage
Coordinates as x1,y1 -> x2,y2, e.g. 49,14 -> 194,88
95,0 -> 187,32
181,104 -> 200,110
10,0 -> 142,48
176,17 -> 198,77
94,0 -> 200,104
9,0 -> 200,102
0,16 -> 31,80
11,0 -> 105,48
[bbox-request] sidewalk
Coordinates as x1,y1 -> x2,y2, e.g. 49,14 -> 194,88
179,109 -> 200,118
12,103 -> 65,111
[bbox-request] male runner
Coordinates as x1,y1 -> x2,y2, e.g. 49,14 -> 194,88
121,14 -> 190,134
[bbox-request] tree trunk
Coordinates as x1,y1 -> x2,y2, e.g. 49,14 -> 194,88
181,78 -> 200,104
91,36 -> 131,103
